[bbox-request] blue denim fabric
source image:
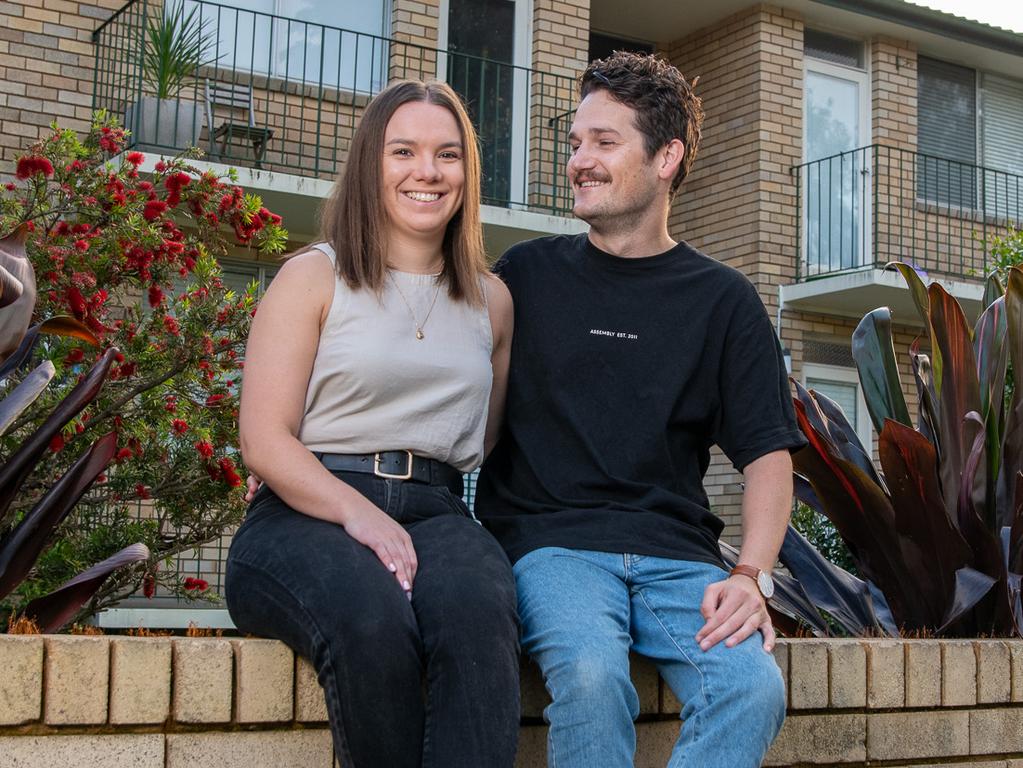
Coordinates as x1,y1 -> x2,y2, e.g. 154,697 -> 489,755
514,547 -> 785,768
226,471 -> 520,768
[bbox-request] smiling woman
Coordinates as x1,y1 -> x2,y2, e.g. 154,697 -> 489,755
224,81 -> 518,768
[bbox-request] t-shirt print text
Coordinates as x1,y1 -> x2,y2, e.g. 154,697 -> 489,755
589,328 -> 639,340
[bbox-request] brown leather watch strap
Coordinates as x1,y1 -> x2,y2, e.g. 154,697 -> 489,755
729,564 -> 761,582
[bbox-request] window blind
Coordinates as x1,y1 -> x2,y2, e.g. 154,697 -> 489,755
980,73 -> 1023,221
918,56 -> 977,208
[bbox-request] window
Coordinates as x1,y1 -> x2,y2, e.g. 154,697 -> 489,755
802,30 -> 870,273
803,363 -> 873,451
918,56 -> 1023,219
220,260 -> 279,295
186,0 -> 390,93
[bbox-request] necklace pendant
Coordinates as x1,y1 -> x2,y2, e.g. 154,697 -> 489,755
416,329 -> 425,340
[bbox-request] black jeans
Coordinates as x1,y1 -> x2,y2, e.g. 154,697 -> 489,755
225,470 -> 520,768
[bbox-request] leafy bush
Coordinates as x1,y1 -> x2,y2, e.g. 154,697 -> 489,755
0,114 -> 286,627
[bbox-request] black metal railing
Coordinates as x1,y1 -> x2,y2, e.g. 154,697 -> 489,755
92,0 -> 577,215
793,144 -> 1022,281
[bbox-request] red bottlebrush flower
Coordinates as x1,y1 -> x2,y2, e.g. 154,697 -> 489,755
194,440 -> 214,459
135,483 -> 150,500
171,419 -> 188,435
143,574 -> 156,599
96,473 -> 107,484
270,213 -> 282,225
165,171 -> 191,192
117,361 -> 136,378
205,212 -> 219,226
15,155 -> 55,180
139,181 -> 154,192
205,393 -> 226,407
148,285 -> 164,308
114,351 -> 125,363
224,470 -> 242,488
115,447 -> 133,462
143,200 -> 168,221
154,160 -> 167,172
65,286 -> 87,319
125,151 -> 144,166
112,192 -> 127,207
257,206 -> 272,222
4,182 -> 15,191
163,315 -> 180,335
74,239 -> 89,252
65,347 -> 85,364
49,434 -> 65,453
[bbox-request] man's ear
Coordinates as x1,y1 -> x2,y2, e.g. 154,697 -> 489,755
658,138 -> 685,182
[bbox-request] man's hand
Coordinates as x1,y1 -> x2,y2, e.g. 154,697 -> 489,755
696,575 -> 774,652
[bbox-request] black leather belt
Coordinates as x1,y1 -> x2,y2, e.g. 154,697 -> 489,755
315,450 -> 462,490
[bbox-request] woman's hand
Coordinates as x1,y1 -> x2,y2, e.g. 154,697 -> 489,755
341,499 -> 418,600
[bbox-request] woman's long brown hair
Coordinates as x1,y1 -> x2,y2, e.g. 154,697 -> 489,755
317,80 -> 486,306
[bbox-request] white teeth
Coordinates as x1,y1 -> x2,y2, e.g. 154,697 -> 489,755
404,191 -> 441,202
578,181 -> 606,187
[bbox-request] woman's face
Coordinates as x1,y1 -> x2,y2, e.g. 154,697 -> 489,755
381,101 -> 466,248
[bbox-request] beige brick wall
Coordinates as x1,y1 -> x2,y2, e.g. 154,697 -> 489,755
390,0 -> 441,80
0,0 -> 123,166
3,635 -> 1022,767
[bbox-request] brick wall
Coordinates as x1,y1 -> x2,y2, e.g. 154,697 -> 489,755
2,635 -> 1021,767
390,0 -> 441,80
664,4 -> 804,539
0,0 -> 123,168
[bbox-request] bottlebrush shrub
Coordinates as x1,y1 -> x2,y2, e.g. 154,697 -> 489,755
0,113 -> 287,622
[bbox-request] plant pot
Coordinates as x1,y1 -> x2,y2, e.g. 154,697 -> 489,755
125,96 -> 203,152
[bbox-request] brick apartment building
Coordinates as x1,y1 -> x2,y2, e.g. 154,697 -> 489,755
1,0 -> 1021,623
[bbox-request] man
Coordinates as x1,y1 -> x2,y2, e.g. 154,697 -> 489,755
475,51 -> 806,768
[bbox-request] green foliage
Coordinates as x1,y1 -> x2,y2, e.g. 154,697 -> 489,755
790,503 -> 857,575
139,1 -> 217,100
0,113 -> 287,624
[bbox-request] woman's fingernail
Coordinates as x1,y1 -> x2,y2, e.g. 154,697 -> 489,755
406,591 -> 413,601
388,563 -> 397,572
403,580 -> 411,590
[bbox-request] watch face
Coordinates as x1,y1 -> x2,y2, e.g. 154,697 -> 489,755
757,570 -> 775,599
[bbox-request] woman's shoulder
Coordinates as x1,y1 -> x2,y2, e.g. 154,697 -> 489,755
260,246 -> 338,314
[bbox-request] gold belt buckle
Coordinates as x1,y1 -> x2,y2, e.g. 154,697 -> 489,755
374,450 -> 414,480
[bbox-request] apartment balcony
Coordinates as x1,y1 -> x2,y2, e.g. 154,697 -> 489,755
782,145 -> 1022,324
91,0 -> 584,251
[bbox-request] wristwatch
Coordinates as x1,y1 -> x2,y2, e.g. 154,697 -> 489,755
729,564 -> 775,600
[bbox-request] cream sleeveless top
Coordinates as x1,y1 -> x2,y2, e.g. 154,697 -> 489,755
297,243 -> 493,472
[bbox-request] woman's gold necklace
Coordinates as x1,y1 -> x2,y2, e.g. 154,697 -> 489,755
388,271 -> 442,340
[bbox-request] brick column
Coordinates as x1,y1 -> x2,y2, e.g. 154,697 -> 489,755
389,0 -> 441,81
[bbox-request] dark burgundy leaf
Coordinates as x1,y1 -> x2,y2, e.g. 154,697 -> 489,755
0,347 -> 118,523
852,307 -> 913,433
22,543 -> 150,633
0,360 -> 55,436
936,567 -> 997,635
0,433 -> 117,600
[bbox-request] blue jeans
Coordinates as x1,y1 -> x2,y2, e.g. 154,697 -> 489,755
226,471 -> 520,768
514,548 -> 785,768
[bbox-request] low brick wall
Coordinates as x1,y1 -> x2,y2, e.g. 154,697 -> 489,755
1,636 -> 1022,767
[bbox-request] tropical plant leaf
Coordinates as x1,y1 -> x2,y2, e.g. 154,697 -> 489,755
852,307 -> 913,434
886,261 -> 930,324
719,538 -> 830,637
0,324 -> 39,382
793,473 -> 823,514
974,297 -> 1008,521
0,432 -> 117,600
984,272 -> 1005,312
0,360 -> 55,436
792,401 -> 917,622
910,341 -> 939,448
778,525 -> 892,636
0,262 -> 24,309
0,347 -> 118,525
36,316 -> 101,346
998,268 -> 1023,529
21,543 -> 150,633
804,383 -> 885,492
878,418 -> 971,627
936,566 -> 998,635
0,225 -> 36,363
929,282 -> 982,520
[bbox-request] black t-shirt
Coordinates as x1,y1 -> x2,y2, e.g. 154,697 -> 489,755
476,233 -> 806,565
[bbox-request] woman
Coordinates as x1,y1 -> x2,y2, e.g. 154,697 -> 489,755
225,80 -> 519,768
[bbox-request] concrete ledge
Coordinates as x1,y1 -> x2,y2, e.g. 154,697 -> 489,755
0,636 -> 1021,766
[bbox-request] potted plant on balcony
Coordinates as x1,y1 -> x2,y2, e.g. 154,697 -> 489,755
126,0 -> 216,152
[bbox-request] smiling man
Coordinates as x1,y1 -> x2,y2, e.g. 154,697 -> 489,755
475,52 -> 807,768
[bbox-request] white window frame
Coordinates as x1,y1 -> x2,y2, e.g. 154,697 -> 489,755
803,363 -> 873,452
437,0 -> 533,207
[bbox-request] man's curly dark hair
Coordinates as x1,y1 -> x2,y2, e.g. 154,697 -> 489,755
580,51 -> 704,197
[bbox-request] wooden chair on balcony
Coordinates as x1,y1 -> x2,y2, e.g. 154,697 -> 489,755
204,80 -> 275,169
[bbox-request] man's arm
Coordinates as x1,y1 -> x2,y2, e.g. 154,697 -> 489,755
694,449 -> 793,652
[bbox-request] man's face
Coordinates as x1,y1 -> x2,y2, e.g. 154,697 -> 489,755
566,89 -> 662,228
